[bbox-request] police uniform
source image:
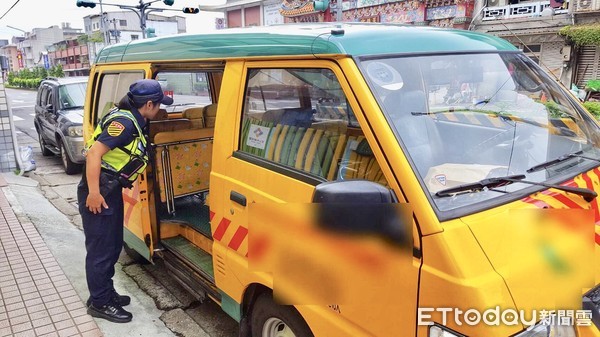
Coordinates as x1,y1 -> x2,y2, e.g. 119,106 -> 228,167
78,79 -> 172,323
77,107 -> 148,311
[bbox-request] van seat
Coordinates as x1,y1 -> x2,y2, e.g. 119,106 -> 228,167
149,119 -> 193,139
182,107 -> 205,129
203,104 -> 218,128
154,128 -> 214,213
154,128 -> 214,144
241,118 -> 346,179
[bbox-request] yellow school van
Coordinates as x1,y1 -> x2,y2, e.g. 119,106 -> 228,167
83,23 -> 600,337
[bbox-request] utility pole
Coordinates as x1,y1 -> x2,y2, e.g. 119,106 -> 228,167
98,0 -> 109,44
77,0 -> 187,40
336,0 -> 343,22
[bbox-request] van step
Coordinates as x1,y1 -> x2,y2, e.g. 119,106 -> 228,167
163,250 -> 220,303
161,235 -> 214,280
164,197 -> 212,238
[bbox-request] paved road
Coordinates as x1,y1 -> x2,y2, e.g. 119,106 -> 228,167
5,88 -> 239,337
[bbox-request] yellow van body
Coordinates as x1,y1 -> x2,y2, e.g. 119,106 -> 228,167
83,23 -> 600,337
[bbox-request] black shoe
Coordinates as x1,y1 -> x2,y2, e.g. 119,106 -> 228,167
87,293 -> 131,307
113,293 -> 131,306
87,302 -> 132,323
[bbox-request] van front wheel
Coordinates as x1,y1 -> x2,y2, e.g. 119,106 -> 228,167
250,293 -> 313,337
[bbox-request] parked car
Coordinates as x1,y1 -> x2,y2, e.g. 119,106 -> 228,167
34,76 -> 88,174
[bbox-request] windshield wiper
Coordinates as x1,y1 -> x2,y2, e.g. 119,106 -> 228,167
526,151 -> 600,173
436,173 -> 597,202
436,174 -> 525,197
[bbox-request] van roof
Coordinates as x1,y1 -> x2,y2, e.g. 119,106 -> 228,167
95,23 -> 518,64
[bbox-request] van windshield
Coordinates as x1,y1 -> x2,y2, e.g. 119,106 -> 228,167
361,52 -> 600,213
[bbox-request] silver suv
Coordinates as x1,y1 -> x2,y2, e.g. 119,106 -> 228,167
34,77 -> 88,174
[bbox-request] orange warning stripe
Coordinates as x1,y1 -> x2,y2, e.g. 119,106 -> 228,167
211,214 -> 250,255
521,170 -> 600,245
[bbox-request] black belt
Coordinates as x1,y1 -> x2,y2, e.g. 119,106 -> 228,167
101,168 -> 118,176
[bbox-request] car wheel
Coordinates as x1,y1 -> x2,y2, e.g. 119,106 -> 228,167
251,293 -> 313,337
38,131 -> 52,156
59,140 -> 82,175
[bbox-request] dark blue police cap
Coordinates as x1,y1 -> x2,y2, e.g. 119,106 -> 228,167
128,79 -> 174,106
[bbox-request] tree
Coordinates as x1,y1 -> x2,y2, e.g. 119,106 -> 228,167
49,64 -> 64,78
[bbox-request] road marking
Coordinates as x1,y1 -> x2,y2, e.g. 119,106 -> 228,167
12,116 -> 24,121
15,130 -> 22,134
29,114 -> 35,117
12,100 -> 24,103
11,105 -> 35,108
30,127 -> 36,130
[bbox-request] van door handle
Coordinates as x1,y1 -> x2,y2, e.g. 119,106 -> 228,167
230,191 -> 247,207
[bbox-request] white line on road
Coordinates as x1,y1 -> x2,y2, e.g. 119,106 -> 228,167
30,127 -> 36,130
12,100 -> 25,103
11,105 -> 35,108
12,116 -> 24,121
29,114 -> 35,117
15,131 -> 22,134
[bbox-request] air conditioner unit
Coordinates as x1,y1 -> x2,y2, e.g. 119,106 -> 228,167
488,0 -> 508,7
576,0 -> 592,10
560,45 -> 572,61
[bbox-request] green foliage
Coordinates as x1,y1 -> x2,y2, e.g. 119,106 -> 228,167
6,64 -> 65,89
89,31 -> 104,43
8,77 -> 42,89
583,101 -> 600,119
77,35 -> 88,44
559,24 -> 600,46
48,64 -> 64,78
545,101 -> 566,118
585,79 -> 600,92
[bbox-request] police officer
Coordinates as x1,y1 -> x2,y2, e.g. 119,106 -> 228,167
78,79 -> 173,323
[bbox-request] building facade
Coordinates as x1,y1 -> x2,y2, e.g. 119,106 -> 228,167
83,11 -> 186,44
0,44 -> 19,72
202,0 -> 475,30
471,0 -> 600,88
48,39 -> 90,77
17,26 -> 67,69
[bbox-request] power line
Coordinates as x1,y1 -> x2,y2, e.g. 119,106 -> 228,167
0,0 -> 22,22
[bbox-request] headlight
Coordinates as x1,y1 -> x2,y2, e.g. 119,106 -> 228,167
429,323 -> 576,337
67,126 -> 83,137
514,322 -> 576,337
429,325 -> 464,337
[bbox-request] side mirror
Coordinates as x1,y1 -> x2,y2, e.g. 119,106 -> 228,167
45,104 -> 54,113
312,180 -> 411,247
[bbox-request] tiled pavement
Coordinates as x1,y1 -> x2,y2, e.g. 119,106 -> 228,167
0,176 -> 102,337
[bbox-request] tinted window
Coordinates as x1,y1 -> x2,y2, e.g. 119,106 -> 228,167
39,85 -> 50,107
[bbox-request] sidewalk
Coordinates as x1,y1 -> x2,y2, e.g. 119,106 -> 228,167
0,174 -> 102,337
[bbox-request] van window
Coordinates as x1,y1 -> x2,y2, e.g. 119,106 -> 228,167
154,71 -> 213,114
96,72 -> 144,123
239,68 -> 387,186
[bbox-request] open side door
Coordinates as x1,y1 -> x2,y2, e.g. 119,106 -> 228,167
85,65 -> 154,261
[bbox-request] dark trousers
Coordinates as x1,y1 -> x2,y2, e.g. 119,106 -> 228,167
77,177 -> 124,307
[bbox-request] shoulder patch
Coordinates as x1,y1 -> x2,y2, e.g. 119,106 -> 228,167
107,121 -> 125,137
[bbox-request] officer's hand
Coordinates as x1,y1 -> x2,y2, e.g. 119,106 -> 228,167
86,192 -> 109,214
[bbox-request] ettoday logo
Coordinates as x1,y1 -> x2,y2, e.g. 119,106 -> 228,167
417,307 -> 593,326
